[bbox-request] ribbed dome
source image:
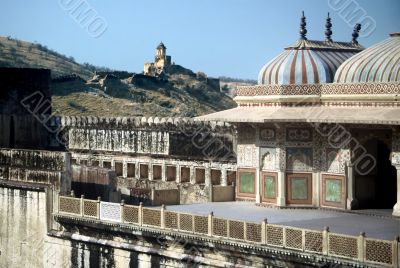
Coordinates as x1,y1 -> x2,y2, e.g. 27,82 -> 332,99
258,40 -> 362,85
335,33 -> 400,83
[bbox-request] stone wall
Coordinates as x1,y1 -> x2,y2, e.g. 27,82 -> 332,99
72,152 -> 236,204
0,187 -> 48,268
61,116 -> 235,161
151,188 -> 180,205
0,68 -> 57,149
71,164 -> 117,201
212,185 -> 235,202
0,149 -> 71,193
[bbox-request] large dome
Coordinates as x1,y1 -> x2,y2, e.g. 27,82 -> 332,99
258,40 -> 362,85
334,33 -> 400,83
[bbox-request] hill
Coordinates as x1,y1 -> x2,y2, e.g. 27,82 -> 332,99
0,36 -> 236,117
0,36 -> 95,79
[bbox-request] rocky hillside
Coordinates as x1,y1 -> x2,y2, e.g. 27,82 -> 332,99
0,36 -> 236,117
0,36 -> 94,79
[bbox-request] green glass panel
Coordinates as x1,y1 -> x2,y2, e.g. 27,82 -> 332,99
291,177 -> 308,200
325,179 -> 342,203
264,176 -> 276,198
240,172 -> 254,193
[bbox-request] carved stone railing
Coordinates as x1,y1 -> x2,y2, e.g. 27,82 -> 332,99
57,195 -> 399,267
56,116 -> 232,131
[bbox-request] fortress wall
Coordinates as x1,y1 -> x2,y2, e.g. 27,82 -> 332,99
0,184 -> 360,268
60,116 -> 235,161
0,186 -> 247,268
0,187 -> 48,268
0,187 -> 185,268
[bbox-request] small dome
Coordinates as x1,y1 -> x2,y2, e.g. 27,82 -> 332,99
258,40 -> 361,85
334,33 -> 400,83
157,42 -> 166,50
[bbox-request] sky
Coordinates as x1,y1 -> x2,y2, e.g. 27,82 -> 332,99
1,0 -> 399,80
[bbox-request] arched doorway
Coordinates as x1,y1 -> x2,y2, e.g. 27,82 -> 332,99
353,137 -> 397,209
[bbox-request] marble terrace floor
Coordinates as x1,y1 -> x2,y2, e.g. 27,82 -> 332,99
159,202 -> 400,240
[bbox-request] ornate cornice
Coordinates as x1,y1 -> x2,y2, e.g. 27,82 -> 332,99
236,82 -> 400,97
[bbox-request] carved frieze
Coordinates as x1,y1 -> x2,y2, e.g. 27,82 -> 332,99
286,128 -> 313,142
68,128 -> 169,155
237,145 -> 258,167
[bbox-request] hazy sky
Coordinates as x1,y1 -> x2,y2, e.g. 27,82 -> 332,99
1,0 -> 399,79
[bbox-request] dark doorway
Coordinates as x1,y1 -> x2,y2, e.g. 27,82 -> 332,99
354,138 -> 396,209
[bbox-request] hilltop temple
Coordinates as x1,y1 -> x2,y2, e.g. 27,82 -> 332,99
143,42 -> 172,76
199,13 -> 400,214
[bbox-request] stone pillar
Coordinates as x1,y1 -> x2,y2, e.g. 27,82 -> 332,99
160,204 -> 165,228
205,167 -> 211,187
312,172 -> 320,207
221,167 -> 227,186
135,161 -> 140,179
122,162 -> 127,178
322,226 -> 329,255
189,166 -> 195,184
111,159 -> 115,170
346,162 -> 358,210
161,163 -> 166,182
277,171 -> 286,206
208,212 -> 213,236
357,232 -> 365,262
255,167 -> 261,203
176,164 -> 181,183
392,166 -> 400,216
148,161 -> 153,181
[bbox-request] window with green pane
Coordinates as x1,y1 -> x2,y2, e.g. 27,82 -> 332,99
291,177 -> 308,200
325,178 -> 342,203
239,172 -> 255,193
264,175 -> 276,199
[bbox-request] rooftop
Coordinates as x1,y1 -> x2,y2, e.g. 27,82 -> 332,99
196,105 -> 400,125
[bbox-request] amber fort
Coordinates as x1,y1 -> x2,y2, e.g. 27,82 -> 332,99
1,12 -> 400,268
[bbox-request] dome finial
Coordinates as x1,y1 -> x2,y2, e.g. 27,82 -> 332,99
300,11 -> 307,40
325,13 -> 333,42
352,24 -> 362,44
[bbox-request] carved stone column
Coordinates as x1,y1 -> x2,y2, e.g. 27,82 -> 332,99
392,166 -> 400,216
277,170 -> 286,206
255,167 -> 261,203
221,167 -> 227,186
346,162 -> 358,210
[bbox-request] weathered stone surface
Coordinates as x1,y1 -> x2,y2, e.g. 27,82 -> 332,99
0,68 -> 59,149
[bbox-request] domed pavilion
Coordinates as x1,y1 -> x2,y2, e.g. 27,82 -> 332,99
198,13 -> 400,215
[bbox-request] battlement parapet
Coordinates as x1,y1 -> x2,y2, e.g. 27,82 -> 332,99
58,116 -> 232,132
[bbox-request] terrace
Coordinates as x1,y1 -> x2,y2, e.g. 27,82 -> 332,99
56,195 -> 400,267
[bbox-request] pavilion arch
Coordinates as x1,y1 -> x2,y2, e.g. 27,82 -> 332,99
351,130 -> 397,209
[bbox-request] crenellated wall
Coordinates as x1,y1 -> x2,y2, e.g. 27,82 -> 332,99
60,116 -> 235,161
